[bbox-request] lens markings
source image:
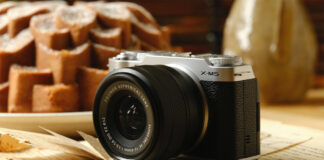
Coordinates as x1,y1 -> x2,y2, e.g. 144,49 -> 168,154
99,81 -> 154,155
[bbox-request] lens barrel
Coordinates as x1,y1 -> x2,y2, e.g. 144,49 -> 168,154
93,65 -> 204,160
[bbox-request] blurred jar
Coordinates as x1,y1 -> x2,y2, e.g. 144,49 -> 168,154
223,0 -> 318,103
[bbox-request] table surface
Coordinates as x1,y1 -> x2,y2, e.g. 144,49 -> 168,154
1,89 -> 324,160
261,88 -> 324,131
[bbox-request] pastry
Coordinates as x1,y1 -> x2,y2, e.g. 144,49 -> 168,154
161,26 -> 172,49
30,13 -> 70,50
54,6 -> 96,46
92,43 -> 121,69
0,82 -> 8,112
73,1 -> 105,9
95,4 -> 132,48
36,42 -> 91,84
0,1 -> 175,113
77,67 -> 108,111
0,29 -> 35,83
8,65 -> 52,113
131,15 -> 163,49
32,84 -> 79,112
140,39 -> 158,51
7,5 -> 49,38
32,1 -> 67,12
109,2 -> 158,27
0,1 -> 17,15
0,15 -> 8,35
128,34 -> 141,50
90,26 -> 122,49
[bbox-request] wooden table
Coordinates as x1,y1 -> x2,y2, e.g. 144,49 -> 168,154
1,89 -> 324,160
261,89 -> 324,130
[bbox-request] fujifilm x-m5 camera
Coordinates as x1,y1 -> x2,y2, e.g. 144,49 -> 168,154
93,51 -> 260,160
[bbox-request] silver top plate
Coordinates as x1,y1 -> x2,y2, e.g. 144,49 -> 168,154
109,51 -> 255,82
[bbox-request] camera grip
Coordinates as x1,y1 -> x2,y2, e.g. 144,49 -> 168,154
187,79 -> 259,159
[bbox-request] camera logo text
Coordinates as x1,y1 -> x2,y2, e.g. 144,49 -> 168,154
201,71 -> 220,76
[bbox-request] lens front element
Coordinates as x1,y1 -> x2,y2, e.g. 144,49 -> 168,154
116,95 -> 147,140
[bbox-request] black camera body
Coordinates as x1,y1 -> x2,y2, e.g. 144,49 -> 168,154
93,51 -> 260,160
188,79 -> 259,159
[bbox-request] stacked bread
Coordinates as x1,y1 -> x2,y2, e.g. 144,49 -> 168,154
0,1 -> 173,113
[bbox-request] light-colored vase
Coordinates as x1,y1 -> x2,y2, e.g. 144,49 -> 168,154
223,0 -> 318,103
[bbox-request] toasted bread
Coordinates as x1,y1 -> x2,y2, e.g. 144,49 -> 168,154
131,15 -> 163,49
92,43 -> 121,69
127,34 -> 141,51
90,26 -> 122,49
32,84 -> 79,112
0,29 -> 35,83
77,67 -> 108,110
7,5 -> 49,38
96,4 -> 132,48
36,42 -> 91,84
32,1 -> 67,12
0,15 -> 8,35
8,65 -> 52,113
30,13 -> 70,50
109,2 -> 159,27
54,6 -> 96,46
0,82 -> 8,112
0,1 -> 17,15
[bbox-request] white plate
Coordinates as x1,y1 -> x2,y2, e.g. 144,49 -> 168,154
0,111 -> 95,137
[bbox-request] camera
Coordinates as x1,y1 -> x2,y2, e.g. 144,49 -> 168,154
93,51 -> 260,160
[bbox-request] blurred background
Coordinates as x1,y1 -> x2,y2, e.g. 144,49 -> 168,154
0,1 -> 323,157
14,0 -> 323,88
1,0 -> 323,128
82,0 -> 324,128
66,0 -> 323,87
104,0 -> 324,104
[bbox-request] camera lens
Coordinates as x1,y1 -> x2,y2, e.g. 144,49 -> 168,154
94,80 -> 155,158
93,65 -> 206,160
116,95 -> 146,140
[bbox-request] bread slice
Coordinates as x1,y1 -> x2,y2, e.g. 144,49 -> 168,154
171,46 -> 184,52
92,43 -> 121,69
109,2 -> 165,49
7,5 -> 49,38
109,2 -> 159,27
8,65 -> 52,113
161,26 -> 172,49
36,42 -> 91,84
30,13 -> 70,50
109,2 -> 166,50
0,15 -> 8,35
77,67 -> 108,111
140,39 -> 158,51
0,1 -> 17,15
54,6 -> 96,47
0,82 -> 9,112
90,26 -> 122,49
32,1 -> 67,12
0,29 -> 35,83
131,15 -> 163,49
128,34 -> 141,51
32,84 -> 79,112
95,4 -> 132,48
73,1 -> 105,9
